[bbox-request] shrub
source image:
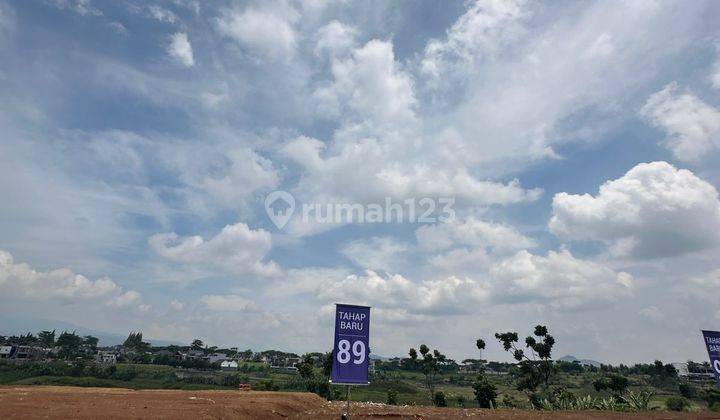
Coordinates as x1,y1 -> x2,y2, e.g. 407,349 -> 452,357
704,388 -> 720,407
433,391 -> 447,407
622,390 -> 653,411
472,376 -> 497,408
386,389 -> 398,405
501,394 -> 519,408
678,382 -> 695,399
596,397 -> 619,411
665,396 -> 690,411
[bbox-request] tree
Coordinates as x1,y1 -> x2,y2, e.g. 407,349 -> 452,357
38,330 -> 56,348
56,331 -> 83,359
387,389 -> 398,405
123,332 -> 150,352
472,337 -> 497,408
297,354 -> 315,379
593,373 -> 629,397
495,325 -> 556,396
473,376 -> 498,408
191,339 -> 204,350
409,344 -> 446,405
83,335 -> 99,351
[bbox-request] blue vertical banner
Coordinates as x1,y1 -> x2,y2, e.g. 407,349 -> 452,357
702,330 -> 720,388
331,304 -> 371,385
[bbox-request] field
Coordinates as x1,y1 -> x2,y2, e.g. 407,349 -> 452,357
0,362 -> 713,411
0,386 -> 717,419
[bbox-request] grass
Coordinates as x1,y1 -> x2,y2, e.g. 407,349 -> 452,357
0,362 -> 710,411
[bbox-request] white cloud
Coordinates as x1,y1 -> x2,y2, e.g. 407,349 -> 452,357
0,249 -> 145,309
340,237 -> 408,272
50,0 -> 102,16
148,5 -> 178,23
313,39 -> 416,127
107,21 -> 127,35
281,135 -> 541,210
428,247 -> 491,276
419,1 -> 710,172
149,222 -> 280,279
421,0 -> 527,82
314,20 -> 357,58
316,247 -> 632,315
111,290 -> 141,308
316,270 -> 484,315
550,161 -> 720,259
0,2 -> 15,37
216,4 -> 298,59
168,32 -> 195,67
712,51 -> 720,89
488,249 -> 633,310
415,217 -> 536,253
200,294 -> 257,312
641,82 -> 720,161
639,306 -> 663,321
169,299 -> 184,311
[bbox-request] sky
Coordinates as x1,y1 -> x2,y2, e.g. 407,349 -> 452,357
1,0 -> 720,364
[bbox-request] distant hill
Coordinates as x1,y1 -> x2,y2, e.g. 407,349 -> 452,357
0,315 -> 182,347
558,355 -> 602,367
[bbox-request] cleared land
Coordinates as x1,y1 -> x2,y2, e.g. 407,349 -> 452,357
0,386 -> 717,419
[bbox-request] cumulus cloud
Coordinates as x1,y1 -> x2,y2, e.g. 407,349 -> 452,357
315,248 -> 631,315
314,20 -> 357,58
200,294 -> 257,312
281,135 -> 541,210
419,0 -> 710,172
421,0 -> 527,82
168,32 -> 194,67
340,237 -> 408,272
149,222 -> 280,278
0,250 -> 144,309
314,39 -> 416,125
316,270 -> 484,315
169,299 -> 184,311
550,161 -> 720,259
416,217 -> 536,253
488,249 -> 633,310
216,4 -> 298,58
641,82 -> 720,161
111,290 -> 141,308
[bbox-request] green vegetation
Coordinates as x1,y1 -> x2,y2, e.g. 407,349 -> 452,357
1,326 -> 717,413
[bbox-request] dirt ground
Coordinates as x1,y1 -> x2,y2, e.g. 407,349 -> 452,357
1,386 -> 718,419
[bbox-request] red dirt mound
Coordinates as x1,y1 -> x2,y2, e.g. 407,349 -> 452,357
1,386 -> 717,419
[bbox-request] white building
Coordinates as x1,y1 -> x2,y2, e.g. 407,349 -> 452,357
220,360 -> 238,371
96,351 -> 117,364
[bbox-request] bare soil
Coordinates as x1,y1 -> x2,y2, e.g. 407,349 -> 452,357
0,386 -> 717,419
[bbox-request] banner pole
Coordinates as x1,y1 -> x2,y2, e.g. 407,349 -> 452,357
346,385 -> 351,418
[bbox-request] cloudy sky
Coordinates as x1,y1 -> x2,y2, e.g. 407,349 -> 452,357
1,0 -> 720,364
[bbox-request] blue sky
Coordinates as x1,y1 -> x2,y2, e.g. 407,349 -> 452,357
1,0 -> 720,364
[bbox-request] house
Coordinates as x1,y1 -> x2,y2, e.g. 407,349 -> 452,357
0,346 -> 16,359
207,353 -> 228,364
2,345 -> 44,361
220,360 -> 238,371
96,351 -> 117,365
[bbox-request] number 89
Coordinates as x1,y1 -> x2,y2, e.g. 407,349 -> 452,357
337,339 -> 366,364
